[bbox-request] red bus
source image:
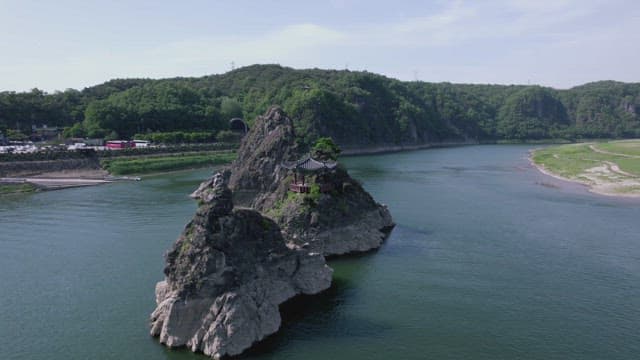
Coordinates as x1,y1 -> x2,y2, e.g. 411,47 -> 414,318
106,140 -> 135,149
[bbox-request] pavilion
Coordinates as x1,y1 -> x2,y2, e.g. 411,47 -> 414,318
281,155 -> 338,193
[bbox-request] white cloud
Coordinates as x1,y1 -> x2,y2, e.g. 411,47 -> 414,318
505,0 -> 580,12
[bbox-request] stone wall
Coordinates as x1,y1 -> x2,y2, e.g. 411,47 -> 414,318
0,158 -> 101,177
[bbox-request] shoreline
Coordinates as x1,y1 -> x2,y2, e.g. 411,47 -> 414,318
117,164 -> 225,178
341,140 -> 479,156
340,139 -> 574,157
0,164 -> 226,194
1,176 -> 115,192
528,149 -> 640,199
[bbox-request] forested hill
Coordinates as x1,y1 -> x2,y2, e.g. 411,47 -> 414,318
1,65 -> 639,149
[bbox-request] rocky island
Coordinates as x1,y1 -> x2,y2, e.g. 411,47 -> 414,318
150,106 -> 394,358
228,106 -> 395,256
150,171 -> 332,358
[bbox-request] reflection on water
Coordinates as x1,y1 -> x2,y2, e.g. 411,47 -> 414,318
2,146 -> 640,360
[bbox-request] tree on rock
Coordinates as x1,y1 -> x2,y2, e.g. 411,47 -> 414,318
312,137 -> 341,161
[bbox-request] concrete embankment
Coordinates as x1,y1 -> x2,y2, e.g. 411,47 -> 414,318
0,158 -> 101,177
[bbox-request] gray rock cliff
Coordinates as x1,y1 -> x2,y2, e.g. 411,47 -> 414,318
228,106 -> 394,256
228,106 -> 299,209
150,171 -> 332,359
150,106 -> 394,358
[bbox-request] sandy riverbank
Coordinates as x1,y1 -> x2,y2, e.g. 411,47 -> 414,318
31,169 -> 109,179
529,150 -> 640,198
1,169 -> 118,192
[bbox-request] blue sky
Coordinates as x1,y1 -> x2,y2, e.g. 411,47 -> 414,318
1,0 -> 639,92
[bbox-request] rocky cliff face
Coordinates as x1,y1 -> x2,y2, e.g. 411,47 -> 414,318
150,172 -> 332,359
229,106 -> 394,256
228,106 -> 300,210
266,166 -> 394,256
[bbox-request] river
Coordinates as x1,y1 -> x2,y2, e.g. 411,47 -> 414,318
1,145 -> 639,359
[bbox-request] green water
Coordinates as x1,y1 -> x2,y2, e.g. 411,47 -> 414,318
1,145 -> 639,359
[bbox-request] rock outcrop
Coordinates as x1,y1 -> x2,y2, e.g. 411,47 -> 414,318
151,106 -> 394,358
228,106 -> 299,210
229,106 -> 394,256
150,171 -> 332,359
269,166 -> 394,256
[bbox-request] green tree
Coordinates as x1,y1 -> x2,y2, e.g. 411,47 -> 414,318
63,122 -> 86,138
105,130 -> 119,141
312,137 -> 341,161
6,129 -> 28,141
220,97 -> 243,120
1,64 -> 639,144
497,87 -> 569,140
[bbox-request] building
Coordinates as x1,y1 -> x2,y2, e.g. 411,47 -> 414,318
31,125 -> 62,141
85,138 -> 105,146
281,155 -> 338,193
106,140 -> 135,149
133,140 -> 150,148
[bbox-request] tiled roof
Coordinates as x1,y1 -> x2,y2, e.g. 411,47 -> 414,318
282,155 -> 337,171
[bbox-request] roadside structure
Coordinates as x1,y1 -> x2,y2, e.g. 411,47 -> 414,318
229,118 -> 249,134
133,140 -> 150,148
31,125 -> 62,141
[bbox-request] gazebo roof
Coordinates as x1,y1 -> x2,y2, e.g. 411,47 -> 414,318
282,155 -> 337,171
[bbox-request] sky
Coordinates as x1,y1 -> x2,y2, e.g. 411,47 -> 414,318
1,0 -> 639,92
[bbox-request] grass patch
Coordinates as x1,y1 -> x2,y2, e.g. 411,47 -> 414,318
532,140 -> 640,194
267,191 -> 301,219
615,158 -> 640,176
101,151 -> 236,175
0,183 -> 38,195
595,141 -> 640,157
533,140 -> 640,179
532,144 -> 607,178
306,183 -> 321,205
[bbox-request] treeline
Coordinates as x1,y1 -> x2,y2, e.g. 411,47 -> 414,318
1,65 -> 639,148
0,81 -> 243,141
133,131 -> 215,144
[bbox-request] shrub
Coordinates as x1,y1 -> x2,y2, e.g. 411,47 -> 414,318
312,137 -> 341,161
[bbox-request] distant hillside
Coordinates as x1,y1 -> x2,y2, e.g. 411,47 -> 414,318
1,65 -> 639,150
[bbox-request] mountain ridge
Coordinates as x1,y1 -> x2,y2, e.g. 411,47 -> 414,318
1,64 -> 639,148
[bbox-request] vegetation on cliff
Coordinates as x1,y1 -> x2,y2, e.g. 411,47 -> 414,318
2,65 -> 639,147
